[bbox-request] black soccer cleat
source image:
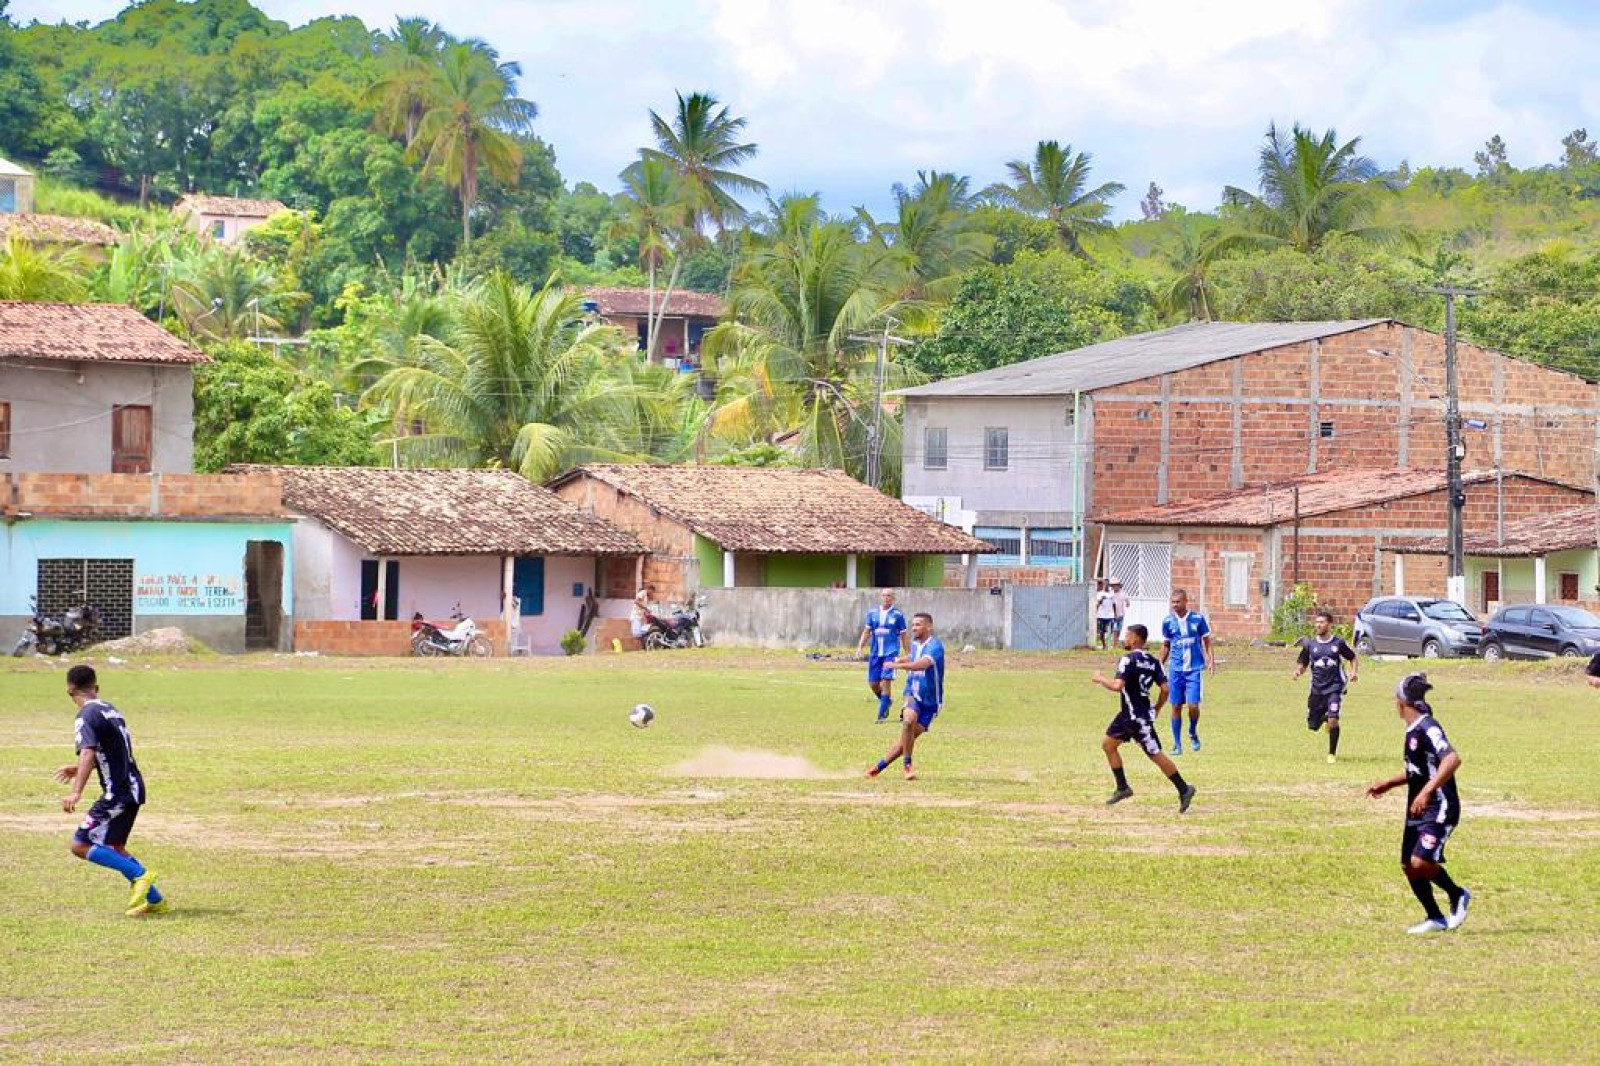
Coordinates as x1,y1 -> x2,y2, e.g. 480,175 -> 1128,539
1178,785 -> 1197,814
1105,787 -> 1134,806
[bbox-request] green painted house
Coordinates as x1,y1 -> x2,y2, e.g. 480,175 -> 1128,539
1393,504 -> 1600,613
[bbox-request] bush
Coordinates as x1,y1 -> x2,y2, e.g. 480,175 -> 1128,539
1271,582 -> 1354,644
560,629 -> 587,656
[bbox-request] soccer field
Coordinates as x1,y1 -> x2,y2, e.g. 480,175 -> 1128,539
2,649 -> 1598,1064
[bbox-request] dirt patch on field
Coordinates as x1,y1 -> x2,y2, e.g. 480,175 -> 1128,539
1471,802 -> 1600,823
669,746 -> 845,780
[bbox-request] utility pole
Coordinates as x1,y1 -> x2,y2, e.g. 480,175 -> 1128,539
848,319 -> 911,490
1427,286 -> 1481,604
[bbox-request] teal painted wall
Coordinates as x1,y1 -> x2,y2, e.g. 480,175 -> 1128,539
1470,550 -> 1600,606
0,519 -> 294,616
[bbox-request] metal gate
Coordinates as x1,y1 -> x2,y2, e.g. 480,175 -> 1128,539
1105,542 -> 1172,639
1010,584 -> 1090,650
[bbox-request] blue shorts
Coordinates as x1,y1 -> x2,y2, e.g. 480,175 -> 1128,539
1170,670 -> 1204,706
906,700 -> 938,731
867,655 -> 896,684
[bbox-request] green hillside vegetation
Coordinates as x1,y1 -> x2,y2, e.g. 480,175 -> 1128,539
5,0 -> 1600,486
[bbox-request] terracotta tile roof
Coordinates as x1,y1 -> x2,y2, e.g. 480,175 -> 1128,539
1097,467 -> 1535,527
1391,505 -> 1600,557
175,194 -> 288,219
552,463 -> 992,554
580,286 -> 725,319
234,465 -> 644,556
0,301 -> 208,364
0,213 -> 118,245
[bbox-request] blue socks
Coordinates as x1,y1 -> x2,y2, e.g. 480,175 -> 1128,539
874,758 -> 890,773
903,755 -> 912,767
1170,717 -> 1183,748
877,694 -> 891,719
87,844 -> 143,880
85,845 -> 162,902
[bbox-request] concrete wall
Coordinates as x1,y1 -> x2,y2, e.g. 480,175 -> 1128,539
902,395 -> 1083,518
701,587 -> 1008,649
0,360 -> 195,474
0,517 -> 292,653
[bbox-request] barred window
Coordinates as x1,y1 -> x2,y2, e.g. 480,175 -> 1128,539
984,427 -> 1008,470
1028,528 -> 1076,567
924,426 -> 947,469
975,526 -> 1022,566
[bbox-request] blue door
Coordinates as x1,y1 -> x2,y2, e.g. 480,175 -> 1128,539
513,557 -> 544,616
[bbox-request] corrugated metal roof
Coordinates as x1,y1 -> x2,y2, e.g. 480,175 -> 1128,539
897,320 -> 1386,398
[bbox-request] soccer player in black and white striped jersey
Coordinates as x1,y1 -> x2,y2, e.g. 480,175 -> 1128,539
1092,624 -> 1196,813
1366,673 -> 1471,935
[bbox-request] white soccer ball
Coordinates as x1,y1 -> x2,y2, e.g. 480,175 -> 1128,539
629,703 -> 656,729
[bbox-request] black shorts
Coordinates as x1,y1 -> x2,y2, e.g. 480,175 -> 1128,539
1106,710 -> 1162,756
1097,617 -> 1118,637
1307,690 -> 1344,730
1402,821 -> 1455,865
73,799 -> 139,848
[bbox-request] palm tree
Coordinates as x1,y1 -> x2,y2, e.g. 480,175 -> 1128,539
701,196 -> 909,481
412,42 -> 539,246
642,91 -> 767,236
0,235 -> 90,302
1155,217 -> 1230,322
984,141 -> 1124,260
364,18 -> 450,148
1221,123 -> 1401,252
361,273 -> 676,480
858,170 -> 993,305
613,156 -> 694,360
169,245 -> 283,341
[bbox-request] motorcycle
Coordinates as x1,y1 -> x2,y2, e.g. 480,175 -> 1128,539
13,595 -> 102,657
643,596 -> 706,651
410,604 -> 492,658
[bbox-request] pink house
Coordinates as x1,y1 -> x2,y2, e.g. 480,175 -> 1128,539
175,194 -> 289,245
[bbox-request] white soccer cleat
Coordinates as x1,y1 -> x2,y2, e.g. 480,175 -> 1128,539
1447,889 -> 1472,930
1406,918 -> 1448,935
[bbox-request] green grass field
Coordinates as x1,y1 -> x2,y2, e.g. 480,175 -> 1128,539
2,648 -> 1598,1064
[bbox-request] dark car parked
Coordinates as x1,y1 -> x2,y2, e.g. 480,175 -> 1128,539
1478,604 -> 1600,661
1353,596 -> 1483,658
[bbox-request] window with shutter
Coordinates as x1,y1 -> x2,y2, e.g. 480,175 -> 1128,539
112,405 -> 152,473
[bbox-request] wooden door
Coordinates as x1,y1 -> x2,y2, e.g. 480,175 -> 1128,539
1482,570 -> 1500,613
1560,572 -> 1580,601
111,405 -> 152,473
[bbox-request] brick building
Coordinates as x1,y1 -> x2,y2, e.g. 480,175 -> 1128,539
899,319 -> 1599,611
1391,503 -> 1600,614
1096,467 -> 1592,634
549,464 -> 990,604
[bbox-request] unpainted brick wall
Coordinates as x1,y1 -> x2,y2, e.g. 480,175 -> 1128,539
6,473 -> 282,517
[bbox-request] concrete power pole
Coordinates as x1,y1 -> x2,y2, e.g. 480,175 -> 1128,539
1429,287 -> 1478,604
849,319 -> 911,490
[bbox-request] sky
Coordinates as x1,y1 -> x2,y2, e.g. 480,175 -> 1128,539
12,0 -> 1600,219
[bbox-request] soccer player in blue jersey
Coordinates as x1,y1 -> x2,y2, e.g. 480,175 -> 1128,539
1093,625 -> 1196,812
857,588 -> 910,722
54,664 -> 169,917
866,612 -> 945,781
1159,588 -> 1213,755
1366,673 -> 1471,935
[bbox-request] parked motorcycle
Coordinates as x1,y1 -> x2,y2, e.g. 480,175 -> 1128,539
13,595 -> 102,657
410,605 -> 492,658
643,596 -> 706,651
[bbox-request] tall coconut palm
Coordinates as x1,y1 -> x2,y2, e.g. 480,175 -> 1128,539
361,273 -> 675,479
169,245 -> 284,341
858,170 -> 994,305
1156,217 -> 1231,322
1222,123 -> 1401,252
0,235 -> 90,302
984,141 -> 1124,260
613,156 -> 694,360
364,18 -> 450,147
412,42 -> 539,246
701,196 -> 909,481
642,91 -> 767,236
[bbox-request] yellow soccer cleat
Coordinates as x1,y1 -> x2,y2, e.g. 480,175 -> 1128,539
127,867 -> 160,911
126,898 -> 171,917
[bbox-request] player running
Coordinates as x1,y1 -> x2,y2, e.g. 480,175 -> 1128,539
1366,673 -> 1471,935
1293,609 -> 1358,764
866,612 -> 945,781
1093,625 -> 1196,813
857,589 -> 910,723
1159,588 -> 1213,755
54,664 -> 169,917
